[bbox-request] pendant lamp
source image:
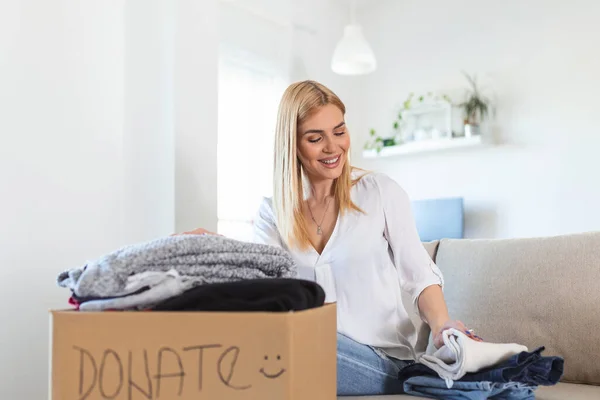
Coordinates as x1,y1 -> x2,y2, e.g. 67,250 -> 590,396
331,0 -> 377,75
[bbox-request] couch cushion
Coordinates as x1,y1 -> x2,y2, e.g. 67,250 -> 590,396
336,383 -> 600,400
435,232 -> 600,385
422,240 -> 440,261
537,383 -> 600,400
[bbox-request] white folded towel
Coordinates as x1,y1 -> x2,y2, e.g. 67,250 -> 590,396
419,328 -> 528,388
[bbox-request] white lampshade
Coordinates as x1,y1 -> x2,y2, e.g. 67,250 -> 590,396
331,24 -> 377,76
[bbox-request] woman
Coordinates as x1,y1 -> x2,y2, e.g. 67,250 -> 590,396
187,80 -> 468,396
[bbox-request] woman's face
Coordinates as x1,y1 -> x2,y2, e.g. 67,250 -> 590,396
297,104 -> 350,182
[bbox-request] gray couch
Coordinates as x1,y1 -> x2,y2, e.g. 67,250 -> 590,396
339,231 -> 600,399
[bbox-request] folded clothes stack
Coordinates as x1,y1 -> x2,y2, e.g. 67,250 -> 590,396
57,234 -> 325,312
398,329 -> 564,400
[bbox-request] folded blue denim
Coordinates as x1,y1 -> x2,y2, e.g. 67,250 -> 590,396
459,346 -> 564,386
398,346 -> 564,387
403,376 -> 536,400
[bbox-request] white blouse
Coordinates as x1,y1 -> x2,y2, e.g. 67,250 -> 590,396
252,172 -> 444,360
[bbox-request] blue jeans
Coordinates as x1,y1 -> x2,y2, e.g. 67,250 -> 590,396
337,332 -> 413,396
403,376 -> 536,400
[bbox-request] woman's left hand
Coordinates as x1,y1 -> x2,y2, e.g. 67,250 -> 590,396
170,227 -> 221,236
432,320 -> 469,349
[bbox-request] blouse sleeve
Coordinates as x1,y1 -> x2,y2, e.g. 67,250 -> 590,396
375,173 -> 445,314
252,198 -> 284,248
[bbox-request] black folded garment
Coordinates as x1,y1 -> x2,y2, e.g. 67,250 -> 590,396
151,278 -> 325,312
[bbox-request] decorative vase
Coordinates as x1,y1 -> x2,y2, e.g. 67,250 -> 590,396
464,123 -> 480,137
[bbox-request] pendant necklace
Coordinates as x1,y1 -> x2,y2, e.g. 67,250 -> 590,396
308,196 -> 332,235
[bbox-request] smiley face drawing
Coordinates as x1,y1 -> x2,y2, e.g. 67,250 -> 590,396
259,354 -> 286,379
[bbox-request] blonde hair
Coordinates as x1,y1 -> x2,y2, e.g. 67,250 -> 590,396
273,80 -> 364,250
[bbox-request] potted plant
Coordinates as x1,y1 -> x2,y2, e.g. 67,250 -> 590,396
460,72 -> 490,137
364,129 -> 397,154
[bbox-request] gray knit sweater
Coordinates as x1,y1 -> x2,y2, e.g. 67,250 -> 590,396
57,234 -> 296,298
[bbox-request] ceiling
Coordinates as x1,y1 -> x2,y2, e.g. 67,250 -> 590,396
331,0 -> 385,12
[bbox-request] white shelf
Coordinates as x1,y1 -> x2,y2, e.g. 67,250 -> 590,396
362,135 -> 484,159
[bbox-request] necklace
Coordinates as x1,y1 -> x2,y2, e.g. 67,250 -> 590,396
307,196 -> 332,236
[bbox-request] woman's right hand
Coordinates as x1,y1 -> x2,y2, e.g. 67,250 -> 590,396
171,228 -> 219,236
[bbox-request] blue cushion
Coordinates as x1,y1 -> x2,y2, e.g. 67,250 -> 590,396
411,197 -> 464,241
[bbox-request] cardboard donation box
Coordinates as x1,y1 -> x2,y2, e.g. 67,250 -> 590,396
50,304 -> 336,400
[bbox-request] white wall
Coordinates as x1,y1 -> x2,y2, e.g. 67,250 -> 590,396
216,0 -> 350,107
123,0 -> 176,244
0,1 -> 217,397
352,0 -> 600,238
174,0 -> 219,234
0,2 -> 125,399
